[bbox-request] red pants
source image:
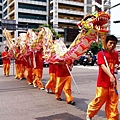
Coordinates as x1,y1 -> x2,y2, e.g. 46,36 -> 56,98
87,87 -> 119,120
3,63 -> 10,76
55,76 -> 74,103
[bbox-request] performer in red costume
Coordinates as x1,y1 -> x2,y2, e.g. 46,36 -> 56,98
33,48 -> 44,90
45,36 -> 57,93
20,56 -> 27,80
55,59 -> 75,105
86,35 -> 119,120
25,51 -> 34,85
45,63 -> 56,93
14,46 -> 22,80
2,46 -> 10,77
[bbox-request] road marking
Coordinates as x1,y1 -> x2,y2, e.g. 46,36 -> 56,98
74,66 -> 120,73
74,65 -> 98,70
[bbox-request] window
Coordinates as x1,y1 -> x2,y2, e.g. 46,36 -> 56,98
0,14 -> 2,18
95,0 -> 102,5
0,37 -> 2,42
3,10 -> 7,17
18,3 -> 46,11
3,1 -> 7,10
18,13 -> 46,20
0,29 -> 2,34
87,0 -> 92,4
87,6 -> 92,13
0,6 -> 2,11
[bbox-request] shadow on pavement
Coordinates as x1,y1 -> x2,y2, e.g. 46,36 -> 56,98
36,112 -> 83,120
74,97 -> 106,118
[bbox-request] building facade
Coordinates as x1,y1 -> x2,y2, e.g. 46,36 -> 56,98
0,0 -> 93,51
2,0 -> 48,36
49,0 -> 92,43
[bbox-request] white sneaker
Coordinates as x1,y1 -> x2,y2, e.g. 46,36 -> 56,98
33,84 -> 37,88
86,115 -> 92,120
40,87 -> 45,90
45,89 -> 49,93
28,83 -> 33,85
20,78 -> 23,80
15,76 -> 18,79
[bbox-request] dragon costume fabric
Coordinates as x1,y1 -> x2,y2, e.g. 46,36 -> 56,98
3,11 -> 110,62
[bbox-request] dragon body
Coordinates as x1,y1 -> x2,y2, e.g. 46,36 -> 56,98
3,11 -> 110,62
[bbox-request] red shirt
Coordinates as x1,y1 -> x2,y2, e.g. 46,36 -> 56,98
21,57 -> 27,66
2,51 -> 10,64
15,49 -> 21,64
15,58 -> 21,64
49,63 -> 56,74
25,52 -> 34,68
34,51 -> 43,69
97,50 -> 119,88
56,59 -> 72,77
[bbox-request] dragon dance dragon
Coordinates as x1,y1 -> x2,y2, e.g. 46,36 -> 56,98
3,11 -> 110,62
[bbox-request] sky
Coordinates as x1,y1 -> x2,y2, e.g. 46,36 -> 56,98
111,0 -> 120,37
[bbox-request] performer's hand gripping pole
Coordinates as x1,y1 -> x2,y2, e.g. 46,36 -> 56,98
101,49 -> 118,95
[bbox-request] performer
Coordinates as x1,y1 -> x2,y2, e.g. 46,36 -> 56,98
14,46 -> 22,80
33,48 -> 44,90
86,35 -> 119,120
45,63 -> 56,93
45,36 -> 57,93
55,59 -> 75,105
20,56 -> 27,80
1,46 -> 10,77
25,51 -> 34,85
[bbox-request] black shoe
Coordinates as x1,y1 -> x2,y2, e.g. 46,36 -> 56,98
56,98 -> 63,101
68,101 -> 75,105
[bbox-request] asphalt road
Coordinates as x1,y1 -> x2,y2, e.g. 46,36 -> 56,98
0,64 -> 120,120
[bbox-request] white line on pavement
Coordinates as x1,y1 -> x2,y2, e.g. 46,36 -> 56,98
74,65 -> 98,70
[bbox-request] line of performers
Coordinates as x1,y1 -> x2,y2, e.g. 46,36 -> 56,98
1,45 -> 75,105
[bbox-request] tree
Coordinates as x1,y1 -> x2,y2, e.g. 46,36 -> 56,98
88,42 -> 100,55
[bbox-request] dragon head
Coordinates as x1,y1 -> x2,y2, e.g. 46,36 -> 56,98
77,11 -> 110,34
